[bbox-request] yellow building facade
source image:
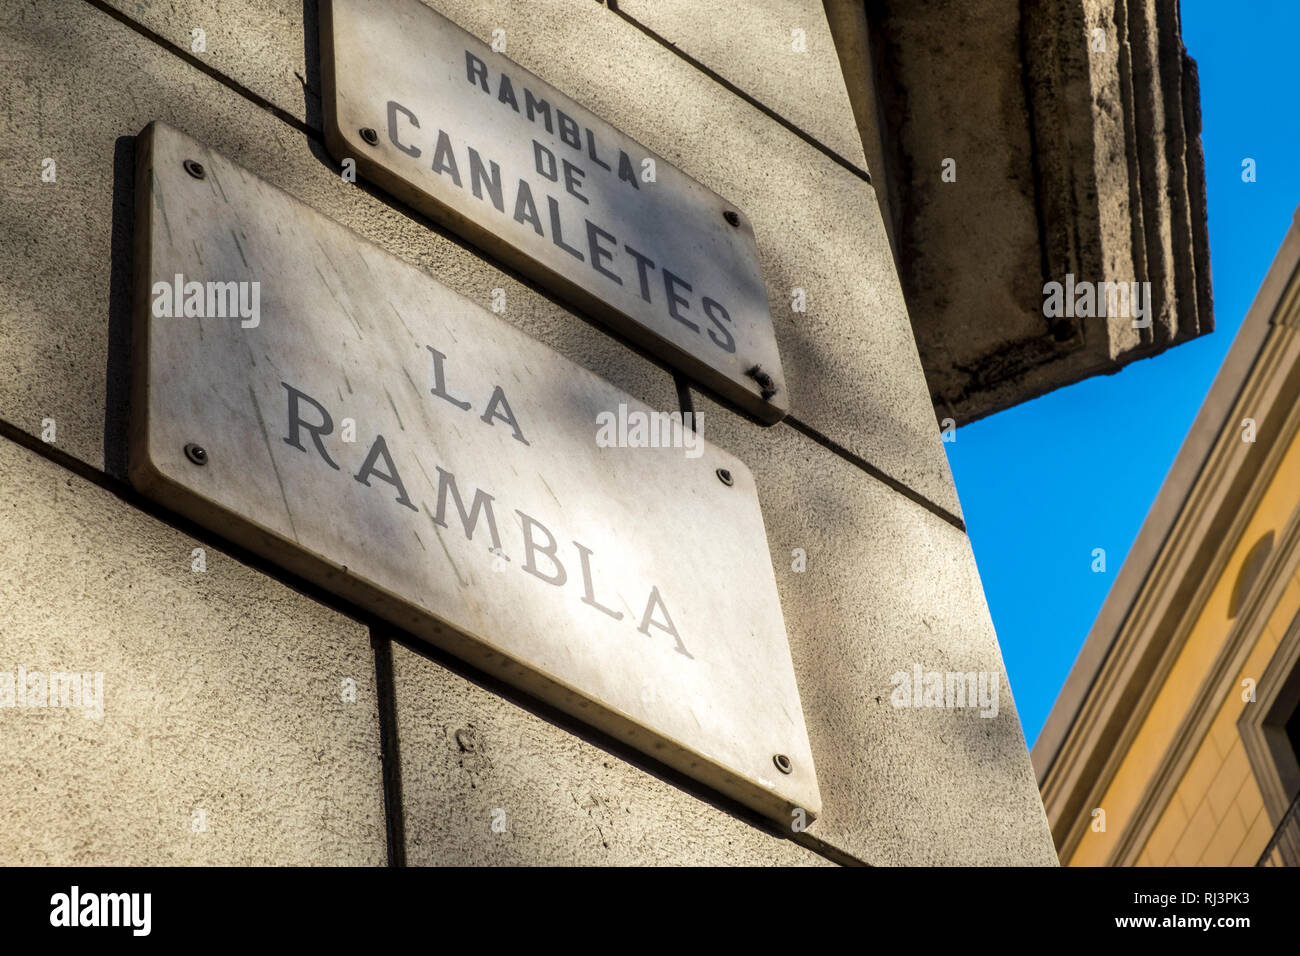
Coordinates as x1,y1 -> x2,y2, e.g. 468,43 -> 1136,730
1035,207 -> 1300,866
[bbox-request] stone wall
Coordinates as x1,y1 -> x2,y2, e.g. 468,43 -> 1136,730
0,0 -> 1055,865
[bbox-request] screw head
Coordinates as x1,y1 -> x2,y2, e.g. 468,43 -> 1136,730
723,210 -> 740,227
182,159 -> 206,180
184,443 -> 208,466
359,127 -> 379,146
716,467 -> 734,486
773,754 -> 793,775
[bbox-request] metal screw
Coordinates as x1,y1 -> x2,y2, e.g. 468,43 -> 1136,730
716,468 -> 733,486
182,159 -> 206,180
723,210 -> 740,227
184,443 -> 208,466
773,754 -> 793,775
359,127 -> 379,146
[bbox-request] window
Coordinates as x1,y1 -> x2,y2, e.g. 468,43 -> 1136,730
1240,603 -> 1300,864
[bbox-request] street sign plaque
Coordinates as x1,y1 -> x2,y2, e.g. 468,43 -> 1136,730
130,122 -> 820,825
319,0 -> 789,424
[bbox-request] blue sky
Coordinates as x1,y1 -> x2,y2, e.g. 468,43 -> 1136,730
945,0 -> 1300,746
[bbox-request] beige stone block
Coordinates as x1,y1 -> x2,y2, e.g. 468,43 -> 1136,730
1207,694 -> 1243,765
1170,797 -> 1215,866
1198,800 -> 1247,865
1233,775 -> 1265,826
390,643 -> 831,865
1175,738 -> 1222,813
0,436 -> 385,864
1205,738 -> 1250,824
1140,792 -> 1186,867
96,0 -> 311,126
1229,804 -> 1271,867
615,0 -> 868,167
